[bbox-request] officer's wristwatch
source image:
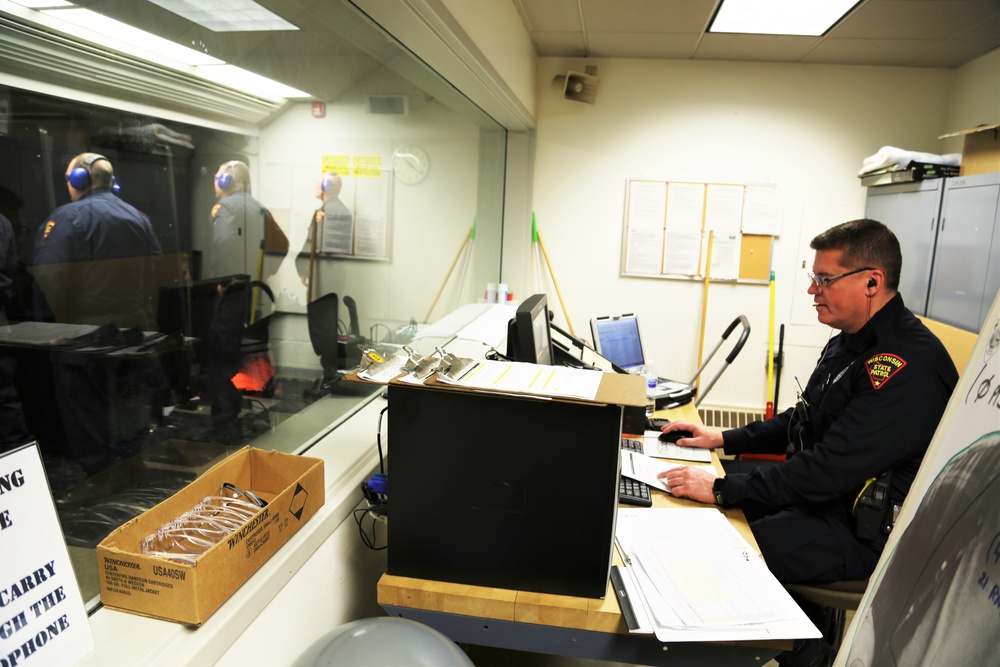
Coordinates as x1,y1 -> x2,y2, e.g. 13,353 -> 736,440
712,477 -> 726,507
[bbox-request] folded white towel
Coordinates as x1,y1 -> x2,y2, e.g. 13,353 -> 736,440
860,146 -> 962,176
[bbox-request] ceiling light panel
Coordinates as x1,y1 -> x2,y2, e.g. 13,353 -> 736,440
41,7 -> 224,66
8,0 -> 72,7
145,0 -> 298,32
710,0 -> 859,37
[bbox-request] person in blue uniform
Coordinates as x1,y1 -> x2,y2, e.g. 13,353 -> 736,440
209,160 -> 268,278
658,218 -> 958,666
32,152 -> 161,472
33,153 -> 162,326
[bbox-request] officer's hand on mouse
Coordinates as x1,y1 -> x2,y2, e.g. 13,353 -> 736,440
659,429 -> 694,444
660,422 -> 724,449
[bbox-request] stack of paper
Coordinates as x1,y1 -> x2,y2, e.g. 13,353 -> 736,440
614,508 -> 821,642
435,359 -> 603,400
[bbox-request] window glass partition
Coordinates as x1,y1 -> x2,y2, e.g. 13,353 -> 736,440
0,0 -> 505,607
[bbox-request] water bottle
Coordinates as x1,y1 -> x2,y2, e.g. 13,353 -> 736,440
644,361 -> 658,417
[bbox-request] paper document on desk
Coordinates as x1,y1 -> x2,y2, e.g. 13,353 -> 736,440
615,508 -> 821,642
435,359 -> 603,400
620,450 -> 713,491
642,432 -> 712,462
357,354 -> 408,383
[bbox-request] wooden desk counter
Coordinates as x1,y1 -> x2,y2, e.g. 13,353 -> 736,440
377,403 -> 789,664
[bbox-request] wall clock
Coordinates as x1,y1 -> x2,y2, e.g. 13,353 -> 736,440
392,145 -> 430,184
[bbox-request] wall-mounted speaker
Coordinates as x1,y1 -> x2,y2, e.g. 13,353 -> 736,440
552,66 -> 599,105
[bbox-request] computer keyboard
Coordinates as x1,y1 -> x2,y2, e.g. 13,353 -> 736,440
619,437 -> 652,507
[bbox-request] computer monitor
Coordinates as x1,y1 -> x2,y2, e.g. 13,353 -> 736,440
589,313 -> 645,373
506,293 -> 554,365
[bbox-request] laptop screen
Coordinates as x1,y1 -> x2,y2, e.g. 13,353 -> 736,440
590,315 -> 645,372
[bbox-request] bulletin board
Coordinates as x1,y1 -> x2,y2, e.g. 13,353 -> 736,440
311,155 -> 393,261
621,179 -> 781,282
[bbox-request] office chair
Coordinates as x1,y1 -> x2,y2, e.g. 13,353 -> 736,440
293,617 -> 474,666
306,292 -> 340,398
340,295 -> 364,370
306,292 -> 373,398
784,578 -> 868,654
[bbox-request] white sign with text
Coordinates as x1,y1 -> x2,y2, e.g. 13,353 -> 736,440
1,443 -> 94,667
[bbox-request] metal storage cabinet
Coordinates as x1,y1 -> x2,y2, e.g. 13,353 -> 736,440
928,172 -> 1000,332
864,179 -> 946,316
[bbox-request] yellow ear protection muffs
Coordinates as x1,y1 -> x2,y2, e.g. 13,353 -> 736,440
68,154 -> 120,193
216,161 -> 239,190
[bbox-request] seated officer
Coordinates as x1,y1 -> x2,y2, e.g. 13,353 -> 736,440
658,218 -> 958,666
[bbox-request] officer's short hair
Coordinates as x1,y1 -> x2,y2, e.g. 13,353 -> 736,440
811,218 -> 901,291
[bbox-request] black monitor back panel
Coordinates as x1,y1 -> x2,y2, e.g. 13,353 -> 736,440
386,383 -> 621,598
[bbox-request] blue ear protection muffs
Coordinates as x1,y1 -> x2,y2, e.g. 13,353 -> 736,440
68,154 -> 120,193
216,161 -> 239,191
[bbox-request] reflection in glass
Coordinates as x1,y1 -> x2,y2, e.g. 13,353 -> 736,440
0,0 -> 505,607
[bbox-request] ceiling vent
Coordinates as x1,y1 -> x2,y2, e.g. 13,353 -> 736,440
366,94 -> 409,115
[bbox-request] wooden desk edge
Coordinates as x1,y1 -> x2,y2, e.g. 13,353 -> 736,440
378,572 -> 793,651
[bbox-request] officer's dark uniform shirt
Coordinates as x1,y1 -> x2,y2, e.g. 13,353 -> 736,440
209,191 -> 266,278
718,294 -> 958,549
33,188 -> 161,328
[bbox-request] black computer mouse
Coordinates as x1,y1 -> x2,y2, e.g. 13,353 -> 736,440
659,429 -> 694,444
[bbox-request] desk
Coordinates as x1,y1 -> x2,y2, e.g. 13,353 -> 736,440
377,403 -> 792,666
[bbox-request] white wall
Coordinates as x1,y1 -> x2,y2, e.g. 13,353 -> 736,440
522,57 -> 959,411
942,47 -> 1000,153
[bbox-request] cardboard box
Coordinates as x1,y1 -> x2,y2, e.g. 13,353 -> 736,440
941,123 -> 1000,176
96,447 -> 324,625
386,372 -> 644,599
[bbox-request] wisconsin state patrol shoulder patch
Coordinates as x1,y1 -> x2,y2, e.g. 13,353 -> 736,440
866,353 -> 906,389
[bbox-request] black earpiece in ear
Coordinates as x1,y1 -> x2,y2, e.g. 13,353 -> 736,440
867,278 -> 876,288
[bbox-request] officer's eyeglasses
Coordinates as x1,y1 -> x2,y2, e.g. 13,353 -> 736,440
806,267 -> 873,289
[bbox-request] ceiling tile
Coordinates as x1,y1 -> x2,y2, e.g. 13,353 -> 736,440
803,38 -> 946,67
909,39 -> 1000,67
580,0 -> 715,34
959,12 -> 1000,40
694,33 -> 820,63
833,1 -> 1000,40
517,0 -> 1000,69
517,0 -> 583,32
532,31 -> 588,57
587,32 -> 700,59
